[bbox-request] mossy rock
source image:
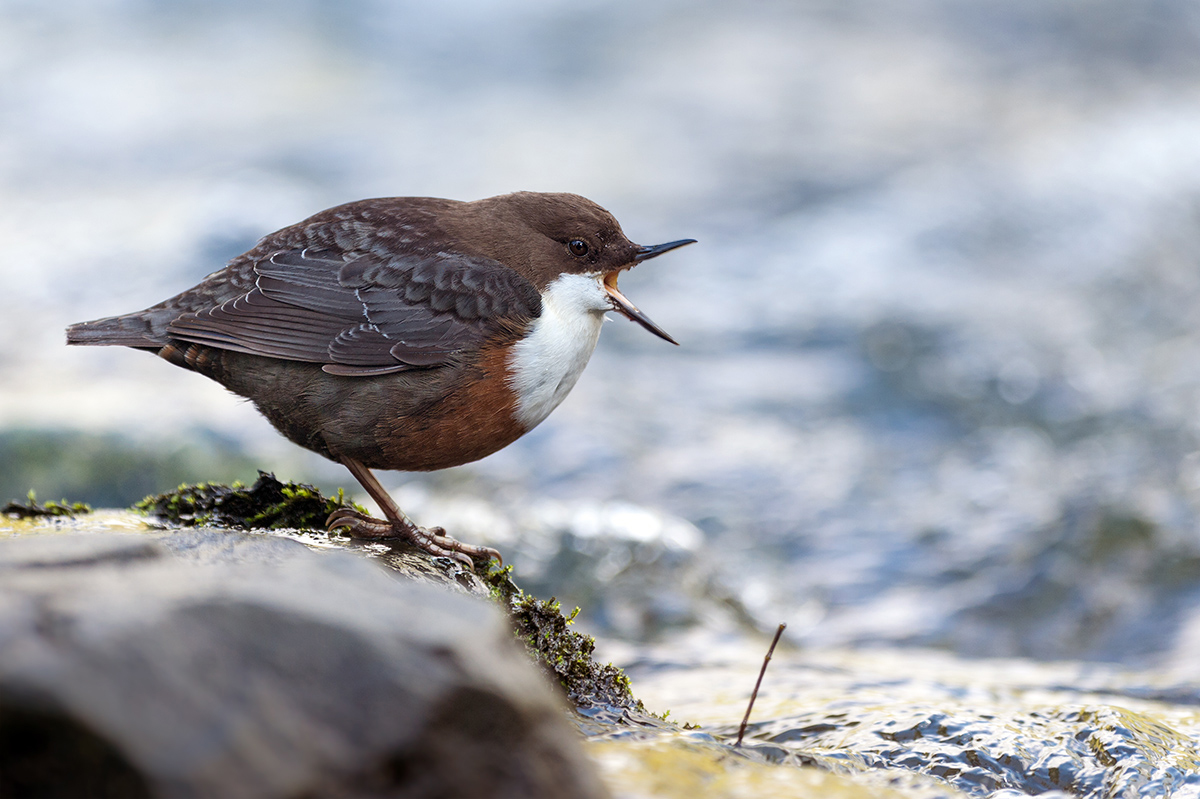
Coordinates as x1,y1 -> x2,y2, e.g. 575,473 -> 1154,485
134,475 -> 644,715
2,491 -> 92,519
482,564 -> 644,713
134,472 -> 361,530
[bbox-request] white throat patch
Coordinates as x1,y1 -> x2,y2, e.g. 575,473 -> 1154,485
508,272 -> 608,430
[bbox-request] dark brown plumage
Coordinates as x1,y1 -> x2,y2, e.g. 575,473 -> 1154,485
67,191 -> 694,566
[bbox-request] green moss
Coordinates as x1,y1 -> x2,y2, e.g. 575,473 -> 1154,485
481,562 -> 644,712
134,472 -> 365,530
2,490 -> 92,519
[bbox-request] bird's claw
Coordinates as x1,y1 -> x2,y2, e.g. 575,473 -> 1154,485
325,507 -> 502,569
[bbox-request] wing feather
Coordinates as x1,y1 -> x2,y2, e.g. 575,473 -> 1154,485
164,246 -> 541,375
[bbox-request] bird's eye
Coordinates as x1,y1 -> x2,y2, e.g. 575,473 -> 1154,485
568,239 -> 590,257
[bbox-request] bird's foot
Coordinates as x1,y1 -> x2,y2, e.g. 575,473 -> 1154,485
326,507 -> 501,569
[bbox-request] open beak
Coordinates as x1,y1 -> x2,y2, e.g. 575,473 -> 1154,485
603,238 -> 696,345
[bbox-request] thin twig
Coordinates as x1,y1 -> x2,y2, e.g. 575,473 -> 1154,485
735,622 -> 786,747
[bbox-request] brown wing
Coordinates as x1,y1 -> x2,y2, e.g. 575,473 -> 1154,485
165,248 -> 542,376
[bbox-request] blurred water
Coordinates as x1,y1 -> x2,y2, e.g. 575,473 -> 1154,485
5,0 -> 1200,668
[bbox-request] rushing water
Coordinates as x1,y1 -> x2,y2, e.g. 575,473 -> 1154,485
594,639 -> 1200,799
5,0 -> 1200,768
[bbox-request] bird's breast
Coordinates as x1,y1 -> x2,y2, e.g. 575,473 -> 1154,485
507,273 -> 608,431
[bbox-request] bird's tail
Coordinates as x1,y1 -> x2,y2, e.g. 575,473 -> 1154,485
66,314 -> 163,348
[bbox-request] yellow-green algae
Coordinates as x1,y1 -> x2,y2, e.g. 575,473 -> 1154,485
588,737 -> 968,799
610,643 -> 1200,798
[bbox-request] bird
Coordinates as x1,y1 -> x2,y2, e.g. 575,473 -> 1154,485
67,191 -> 694,567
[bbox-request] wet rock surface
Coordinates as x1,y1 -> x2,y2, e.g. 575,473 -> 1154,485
0,528 -> 607,799
9,515 -> 1200,798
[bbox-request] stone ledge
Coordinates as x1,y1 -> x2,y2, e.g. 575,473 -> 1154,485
0,529 -> 608,799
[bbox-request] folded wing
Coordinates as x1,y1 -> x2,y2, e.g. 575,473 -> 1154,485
166,248 -> 542,376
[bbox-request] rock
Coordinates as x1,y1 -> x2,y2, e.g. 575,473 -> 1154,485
133,473 -> 500,598
130,479 -> 656,714
0,529 -> 608,798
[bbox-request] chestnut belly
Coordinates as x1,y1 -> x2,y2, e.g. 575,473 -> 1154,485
180,344 -> 527,473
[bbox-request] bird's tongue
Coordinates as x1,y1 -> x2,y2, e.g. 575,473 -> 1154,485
603,272 -> 677,345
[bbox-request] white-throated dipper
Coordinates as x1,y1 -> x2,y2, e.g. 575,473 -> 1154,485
67,192 -> 694,566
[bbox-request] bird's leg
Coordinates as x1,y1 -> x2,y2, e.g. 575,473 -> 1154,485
326,456 -> 502,568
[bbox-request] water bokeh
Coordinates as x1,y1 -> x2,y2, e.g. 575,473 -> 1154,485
5,0 -> 1200,675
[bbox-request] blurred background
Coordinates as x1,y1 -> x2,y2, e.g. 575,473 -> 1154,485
4,0 -> 1200,669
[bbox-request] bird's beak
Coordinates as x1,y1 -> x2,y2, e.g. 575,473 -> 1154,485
634,239 -> 697,262
602,238 -> 695,345
603,273 -> 678,345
